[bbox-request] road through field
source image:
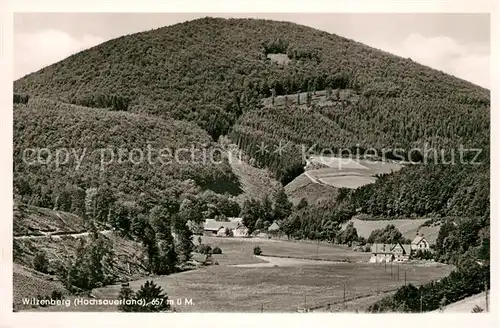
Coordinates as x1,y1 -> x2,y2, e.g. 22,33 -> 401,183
14,229 -> 114,240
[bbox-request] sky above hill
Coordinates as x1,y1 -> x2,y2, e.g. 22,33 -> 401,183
13,13 -> 490,88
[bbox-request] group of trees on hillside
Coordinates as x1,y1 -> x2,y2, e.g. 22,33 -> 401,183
60,227 -> 116,290
346,162 -> 489,219
280,197 -> 356,241
367,224 -> 411,245
240,188 -> 293,234
70,93 -> 131,111
13,99 -> 240,221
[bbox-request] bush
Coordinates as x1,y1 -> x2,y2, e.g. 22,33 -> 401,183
118,280 -> 170,312
196,244 -> 212,255
14,93 -> 29,104
212,246 -> 222,254
413,249 -> 434,260
51,290 -> 63,300
225,227 -> 234,237
253,246 -> 262,255
472,305 -> 484,313
33,252 -> 49,273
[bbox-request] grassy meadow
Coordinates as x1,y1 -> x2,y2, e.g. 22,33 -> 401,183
28,236 -> 453,313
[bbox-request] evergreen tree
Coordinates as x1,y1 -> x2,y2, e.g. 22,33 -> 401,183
117,285 -> 137,312
273,188 -> 292,221
134,280 -> 170,312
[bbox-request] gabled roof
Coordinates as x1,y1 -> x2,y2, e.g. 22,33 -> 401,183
411,235 -> 425,245
204,220 -> 239,231
228,217 -> 243,224
371,243 -> 412,255
268,222 -> 280,231
371,243 -> 394,253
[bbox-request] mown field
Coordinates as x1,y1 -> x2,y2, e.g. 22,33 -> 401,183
305,157 -> 403,189
27,236 -> 453,313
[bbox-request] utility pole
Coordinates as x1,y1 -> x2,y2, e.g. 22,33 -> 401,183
343,283 -> 346,310
261,303 -> 264,313
397,265 -> 400,281
304,292 -> 307,310
316,239 -> 319,260
390,262 -> 393,278
485,282 -> 489,312
404,269 -> 407,286
384,259 -> 387,272
420,291 -> 423,313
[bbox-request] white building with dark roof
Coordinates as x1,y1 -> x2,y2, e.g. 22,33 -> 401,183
411,234 -> 430,251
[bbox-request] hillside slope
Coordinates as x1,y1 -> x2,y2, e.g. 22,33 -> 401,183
14,17 -> 489,218
14,98 -> 239,217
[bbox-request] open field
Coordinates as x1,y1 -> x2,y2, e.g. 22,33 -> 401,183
26,236 -> 453,313
202,236 -> 371,263
431,291 -> 489,313
304,157 -> 403,189
319,175 -> 376,188
344,218 -> 440,244
284,173 -> 339,205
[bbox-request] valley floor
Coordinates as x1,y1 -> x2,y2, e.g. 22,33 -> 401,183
20,236 -> 453,313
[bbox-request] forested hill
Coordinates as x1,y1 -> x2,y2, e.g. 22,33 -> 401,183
14,17 -> 489,142
14,17 -> 489,221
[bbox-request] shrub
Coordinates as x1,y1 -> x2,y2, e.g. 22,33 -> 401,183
413,249 -> 434,260
51,290 -> 63,300
212,246 -> 222,254
253,246 -> 262,255
196,244 -> 212,255
14,93 -> 29,104
33,252 -> 49,273
472,305 -> 484,313
225,227 -> 234,237
118,280 -> 170,312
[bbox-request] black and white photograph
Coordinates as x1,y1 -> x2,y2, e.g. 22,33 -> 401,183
2,1 -> 497,326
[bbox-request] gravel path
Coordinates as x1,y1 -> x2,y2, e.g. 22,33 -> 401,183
232,255 -> 342,268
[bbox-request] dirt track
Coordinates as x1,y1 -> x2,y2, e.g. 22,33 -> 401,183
14,229 -> 113,240
232,255 -> 342,268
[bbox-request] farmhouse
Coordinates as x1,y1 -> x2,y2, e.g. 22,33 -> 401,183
204,220 -> 239,236
411,234 -> 430,251
203,219 -> 249,237
268,222 -> 280,232
233,226 -> 249,237
369,243 -> 411,263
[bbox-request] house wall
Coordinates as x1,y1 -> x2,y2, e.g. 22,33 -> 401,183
411,239 -> 430,251
233,228 -> 248,237
369,253 -> 394,263
204,229 -> 218,236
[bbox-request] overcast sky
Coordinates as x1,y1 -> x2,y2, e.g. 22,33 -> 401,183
13,13 -> 490,88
